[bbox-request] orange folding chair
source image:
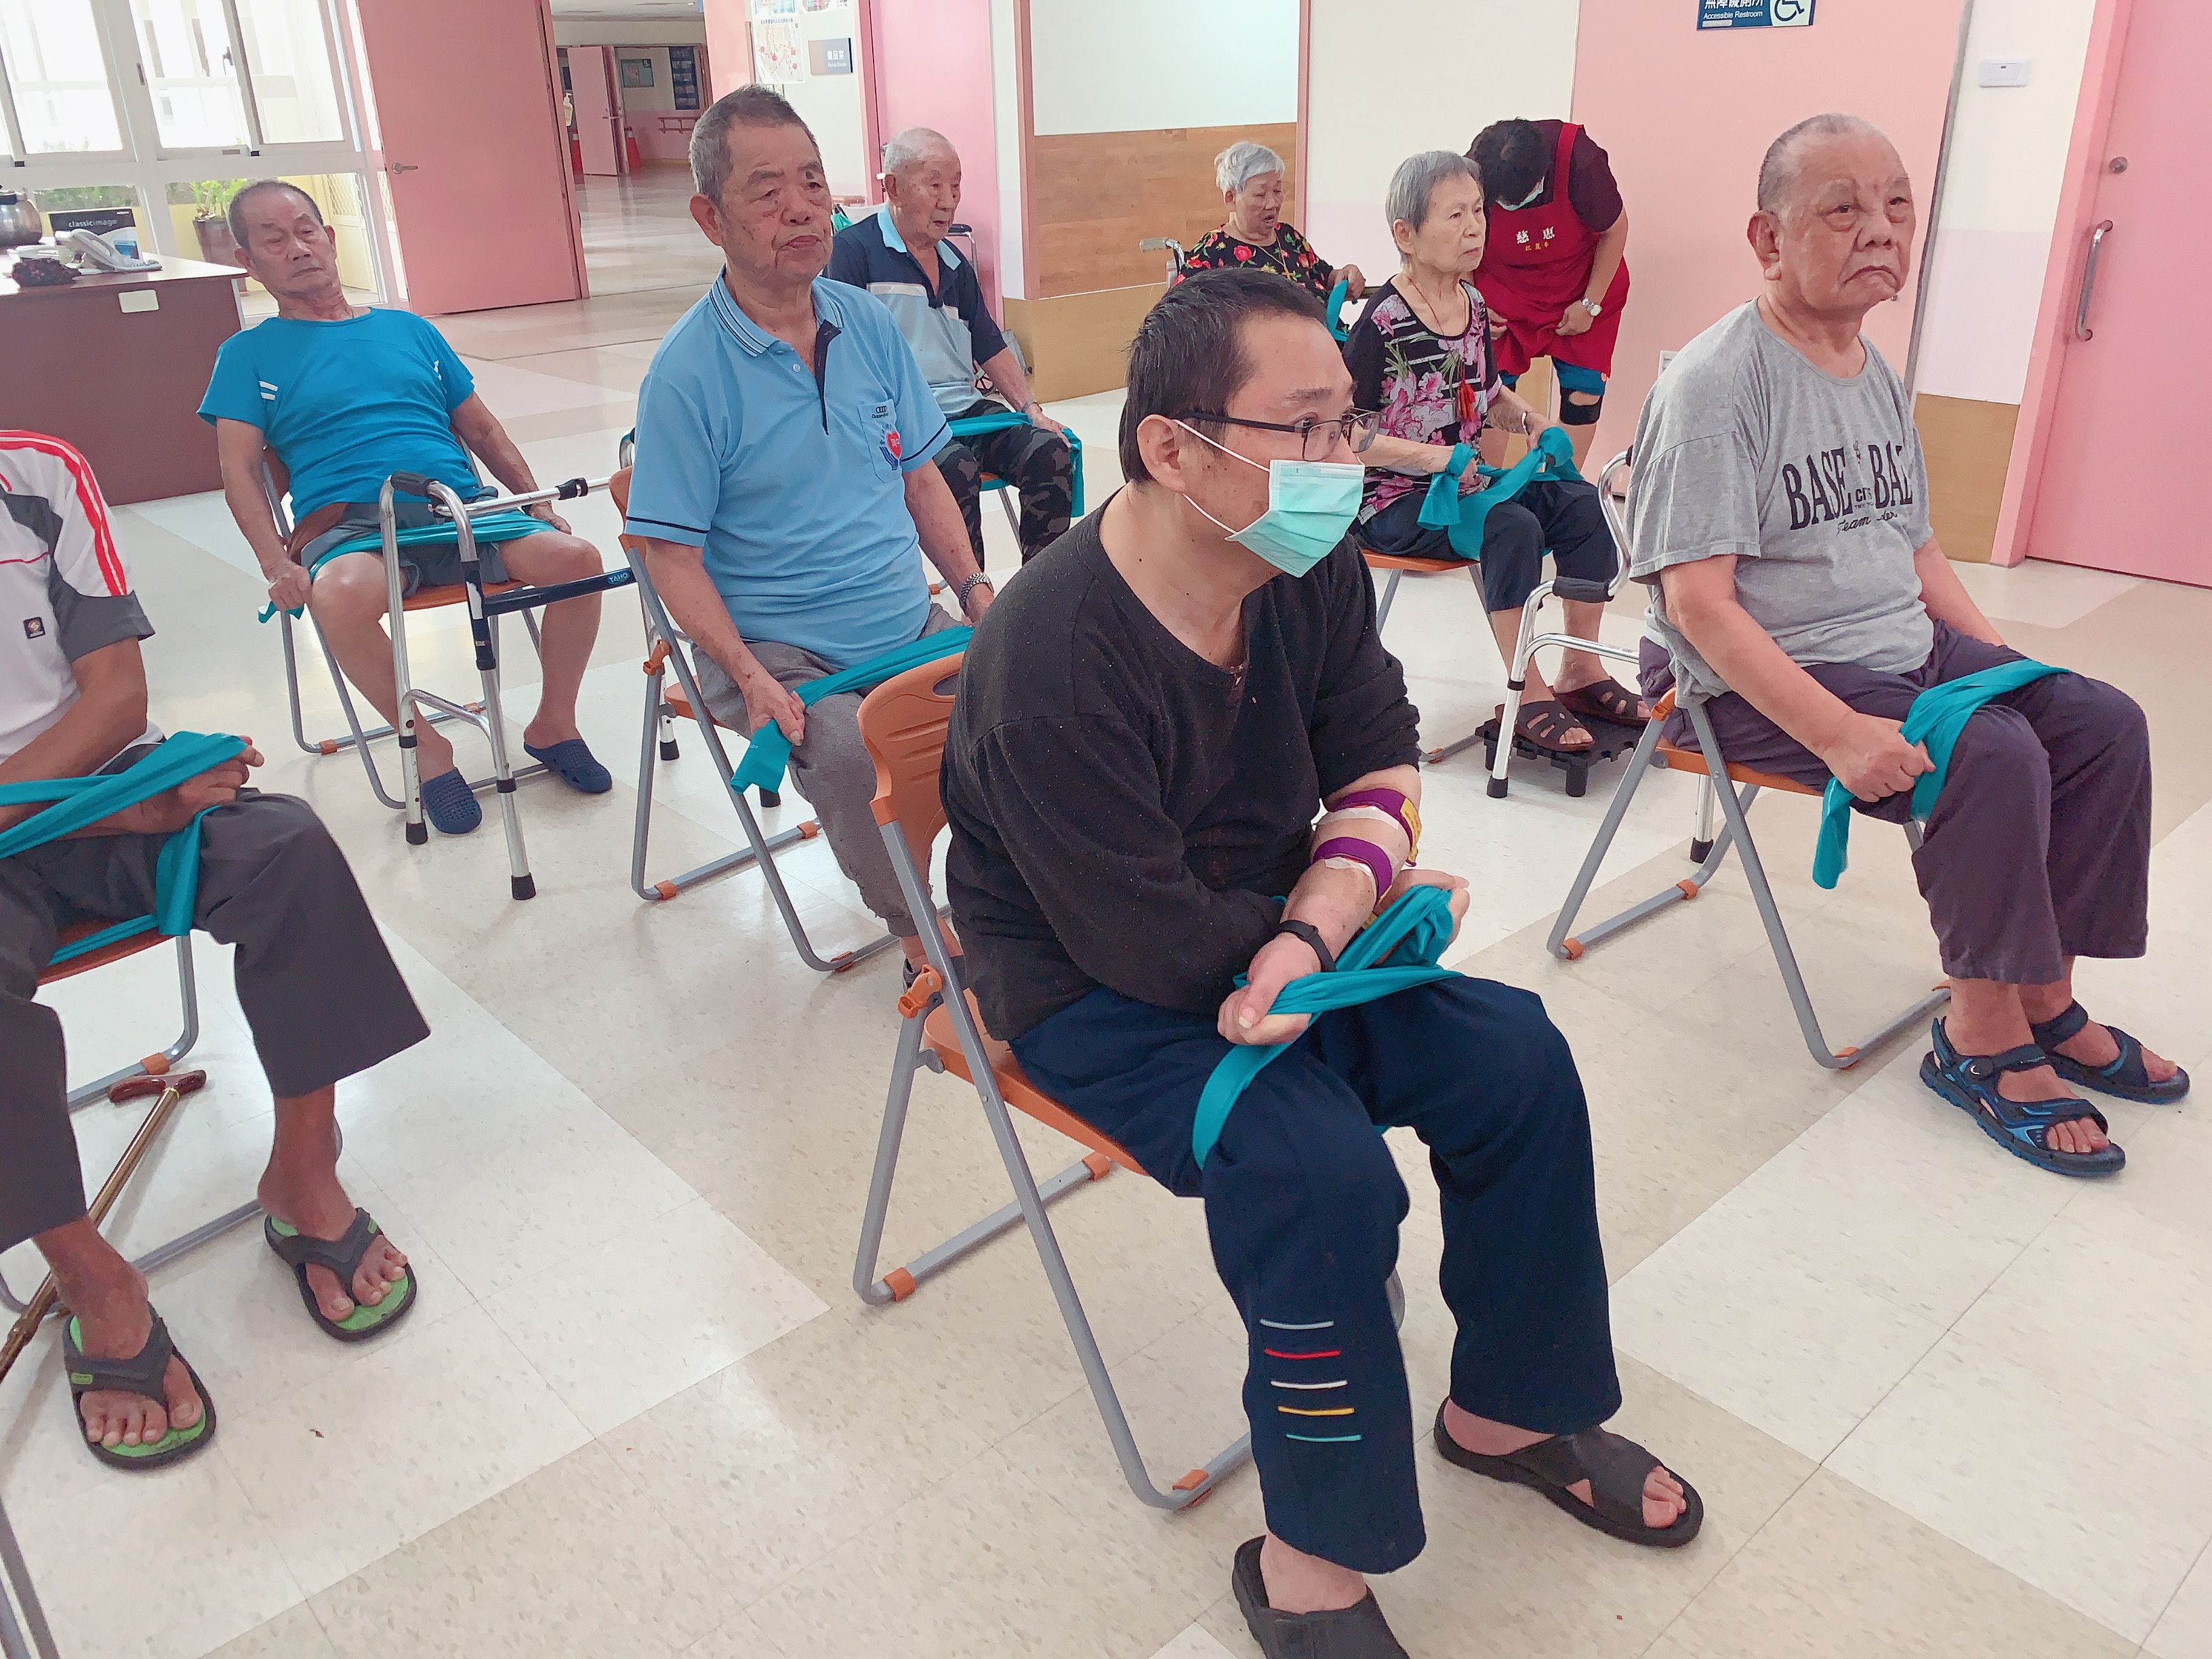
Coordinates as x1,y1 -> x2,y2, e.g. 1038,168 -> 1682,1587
1549,687 -> 1950,1069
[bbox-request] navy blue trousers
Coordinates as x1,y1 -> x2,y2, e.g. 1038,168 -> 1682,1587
1010,976 -> 1620,1573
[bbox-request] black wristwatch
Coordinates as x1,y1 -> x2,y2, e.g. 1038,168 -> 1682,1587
1272,918 -> 1336,973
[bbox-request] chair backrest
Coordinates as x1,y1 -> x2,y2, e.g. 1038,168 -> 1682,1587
261,447 -> 293,536
857,655 -> 964,878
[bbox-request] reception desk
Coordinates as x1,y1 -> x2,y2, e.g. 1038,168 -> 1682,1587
0,253 -> 243,504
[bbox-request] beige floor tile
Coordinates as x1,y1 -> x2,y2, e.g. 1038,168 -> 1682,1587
1950,557 -> 2139,630
202,1603 -> 338,1659
1828,1331 -> 2212,1641
214,1303 -> 591,1595
308,1441 -> 735,1658
1652,1469 -> 2137,1659
744,1448 -> 1209,1659
680,1605 -> 794,1657
1149,1624 -> 1240,1658
2148,1540 -> 2212,1659
480,1197 -> 826,1434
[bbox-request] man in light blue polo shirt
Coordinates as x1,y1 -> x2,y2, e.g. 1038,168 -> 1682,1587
626,85 -> 994,970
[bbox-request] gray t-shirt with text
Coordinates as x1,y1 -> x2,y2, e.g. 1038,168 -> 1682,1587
1627,302 -> 1933,699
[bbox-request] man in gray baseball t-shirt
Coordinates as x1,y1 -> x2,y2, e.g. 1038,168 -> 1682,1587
1624,113 -> 2183,1179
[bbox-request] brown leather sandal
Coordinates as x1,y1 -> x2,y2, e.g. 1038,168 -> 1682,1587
1513,699 -> 1595,752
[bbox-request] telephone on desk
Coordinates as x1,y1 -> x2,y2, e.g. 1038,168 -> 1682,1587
63,229 -> 161,273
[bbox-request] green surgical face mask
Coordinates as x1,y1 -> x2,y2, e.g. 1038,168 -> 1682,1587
1500,180 -> 1545,211
1177,422 -> 1363,577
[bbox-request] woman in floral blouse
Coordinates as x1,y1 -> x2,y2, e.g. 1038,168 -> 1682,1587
1183,141 -> 1364,314
1343,149 -> 1649,754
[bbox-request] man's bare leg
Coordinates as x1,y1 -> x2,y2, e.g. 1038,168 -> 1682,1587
497,533 -> 604,750
2019,961 -> 2180,1086
1945,979 -> 2117,1155
305,552 -> 462,779
255,1084 -> 407,1322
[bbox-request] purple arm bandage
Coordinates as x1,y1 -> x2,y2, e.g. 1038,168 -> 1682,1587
1312,837 -> 1394,908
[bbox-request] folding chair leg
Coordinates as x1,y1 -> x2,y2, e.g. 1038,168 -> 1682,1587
995,488 -> 1021,541
61,934 -> 199,1113
0,1496 -> 59,1659
1689,774 -> 1720,863
1373,569 -> 1402,630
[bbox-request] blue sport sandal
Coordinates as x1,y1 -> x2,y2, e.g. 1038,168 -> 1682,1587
1921,1017 -> 2125,1177
2028,1000 -> 2189,1105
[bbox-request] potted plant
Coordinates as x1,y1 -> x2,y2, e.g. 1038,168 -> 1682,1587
190,178 -> 249,266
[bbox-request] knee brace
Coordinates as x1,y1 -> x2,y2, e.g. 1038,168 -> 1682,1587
1557,390 -> 1604,427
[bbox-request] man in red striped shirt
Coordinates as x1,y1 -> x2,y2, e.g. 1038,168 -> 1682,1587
3,432 -> 430,1471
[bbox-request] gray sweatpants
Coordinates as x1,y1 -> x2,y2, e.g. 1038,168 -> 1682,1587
1,793 -> 429,1253
696,606 -> 962,937
1641,621 -> 2151,985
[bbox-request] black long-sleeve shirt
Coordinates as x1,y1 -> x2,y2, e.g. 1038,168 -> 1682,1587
942,510 -> 1421,1041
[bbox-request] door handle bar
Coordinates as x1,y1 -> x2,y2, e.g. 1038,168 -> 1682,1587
2075,220 -> 2113,342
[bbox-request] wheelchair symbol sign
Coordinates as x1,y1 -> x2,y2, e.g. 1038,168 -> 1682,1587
1698,0 -> 1816,27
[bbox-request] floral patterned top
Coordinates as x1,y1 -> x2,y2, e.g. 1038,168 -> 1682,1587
1181,222 -> 1334,302
1341,277 -> 1502,520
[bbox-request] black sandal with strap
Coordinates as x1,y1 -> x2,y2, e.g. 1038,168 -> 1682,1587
63,1306 -> 217,1472
1555,678 -> 1653,728
1432,1406 -> 1703,1548
1920,1017 -> 2125,1176
1513,699 -> 1595,754
264,1209 -> 418,1342
2028,1000 -> 2190,1105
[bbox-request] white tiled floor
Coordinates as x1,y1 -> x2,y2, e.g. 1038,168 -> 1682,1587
7,178 -> 2212,1659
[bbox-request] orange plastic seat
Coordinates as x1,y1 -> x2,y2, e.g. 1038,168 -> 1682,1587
1645,688 -> 1820,798
38,920 -> 171,987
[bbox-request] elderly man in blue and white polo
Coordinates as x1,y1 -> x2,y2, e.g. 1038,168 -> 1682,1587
625,86 -> 994,974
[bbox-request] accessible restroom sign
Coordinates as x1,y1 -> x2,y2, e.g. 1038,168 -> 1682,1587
1699,0 -> 1816,26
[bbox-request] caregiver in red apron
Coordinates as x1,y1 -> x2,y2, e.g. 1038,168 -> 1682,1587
1468,119 -> 1631,468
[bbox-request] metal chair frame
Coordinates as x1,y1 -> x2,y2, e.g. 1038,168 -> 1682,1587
1549,692 -> 1950,1069
849,660 -> 1399,1513
0,1492 -> 57,1659
1370,450 -> 1638,796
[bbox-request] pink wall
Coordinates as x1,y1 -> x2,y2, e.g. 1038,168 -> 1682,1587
630,119 -> 695,164
868,0 -> 1002,309
703,4 -> 752,100
1570,0 -> 1965,464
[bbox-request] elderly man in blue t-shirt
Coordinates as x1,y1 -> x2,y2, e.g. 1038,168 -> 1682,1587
626,87 -> 995,972
202,181 -> 611,836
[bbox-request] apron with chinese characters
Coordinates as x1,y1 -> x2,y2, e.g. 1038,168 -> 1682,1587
1474,121 -> 1629,380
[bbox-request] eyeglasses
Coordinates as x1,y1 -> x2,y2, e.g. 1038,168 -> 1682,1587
1176,409 -> 1378,462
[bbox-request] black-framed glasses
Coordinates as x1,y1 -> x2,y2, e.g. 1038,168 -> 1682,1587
1177,409 -> 1378,462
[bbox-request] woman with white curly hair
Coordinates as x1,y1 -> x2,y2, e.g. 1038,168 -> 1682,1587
1182,140 -> 1364,306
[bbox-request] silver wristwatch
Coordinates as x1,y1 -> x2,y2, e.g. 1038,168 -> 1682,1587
1576,298 -> 1603,319
957,572 -> 995,607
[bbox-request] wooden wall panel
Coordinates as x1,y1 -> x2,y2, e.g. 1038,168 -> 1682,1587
1915,393 -> 2021,565
1004,283 -> 1168,401
1031,121 -> 1299,298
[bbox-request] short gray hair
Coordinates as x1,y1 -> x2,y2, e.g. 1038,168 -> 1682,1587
225,179 -> 319,251
1757,113 -> 1892,216
691,84 -> 817,205
882,126 -> 956,180
1386,150 -> 1482,234
1214,140 -> 1284,196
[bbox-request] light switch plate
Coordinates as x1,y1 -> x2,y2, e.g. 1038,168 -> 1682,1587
119,290 -> 159,313
1659,350 -> 1679,375
1979,58 -> 2032,87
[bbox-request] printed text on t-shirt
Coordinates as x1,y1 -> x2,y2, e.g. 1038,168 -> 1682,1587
1782,439 -> 1917,532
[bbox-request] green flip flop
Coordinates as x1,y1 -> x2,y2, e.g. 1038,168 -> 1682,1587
264,1209 -> 418,1342
63,1306 -> 216,1472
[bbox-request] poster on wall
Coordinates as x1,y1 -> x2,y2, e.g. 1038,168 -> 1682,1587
668,45 -> 701,110
1698,0 -> 1815,26
752,19 -> 804,85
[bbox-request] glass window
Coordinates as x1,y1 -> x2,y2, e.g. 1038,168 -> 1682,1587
131,0 -> 250,150
26,182 -> 145,240
171,172 -> 380,310
0,0 -> 125,154
235,0 -> 342,144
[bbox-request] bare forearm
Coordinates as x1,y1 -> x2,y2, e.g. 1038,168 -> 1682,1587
1286,762 -> 1420,954
1586,210 -> 1628,304
0,682 -> 148,830
640,539 -> 765,687
221,472 -> 294,579
1365,434 -> 1460,476
905,466 -> 983,588
1669,583 -> 1856,754
979,346 -> 1040,415
1914,540 -> 2004,647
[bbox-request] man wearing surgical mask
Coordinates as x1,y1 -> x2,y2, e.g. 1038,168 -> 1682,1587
940,268 -> 1699,1659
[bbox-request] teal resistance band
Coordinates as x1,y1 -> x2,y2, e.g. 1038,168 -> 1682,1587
0,733 -> 249,964
729,625 -> 974,796
1416,425 -> 1582,560
947,410 -> 1088,518
255,510 -> 550,623
1326,279 -> 1351,342
1190,885 -> 1463,1167
1811,658 -> 2067,888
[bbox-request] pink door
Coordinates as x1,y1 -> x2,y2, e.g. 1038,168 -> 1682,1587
571,46 -> 624,178
867,0 -> 1001,306
356,0 -> 586,315
2023,0 -> 2210,584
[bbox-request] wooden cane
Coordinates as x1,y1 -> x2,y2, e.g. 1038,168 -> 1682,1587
0,1070 -> 208,1388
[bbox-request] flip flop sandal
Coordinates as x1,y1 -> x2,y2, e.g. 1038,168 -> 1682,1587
1432,1406 -> 1704,1548
1921,1017 -> 2125,1176
1555,678 -> 1653,727
1513,698 -> 1596,753
62,1306 -> 216,1473
419,767 -> 483,836
265,1210 -> 419,1342
1230,1536 -> 1409,1659
2028,1001 -> 2190,1105
523,737 -> 613,795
